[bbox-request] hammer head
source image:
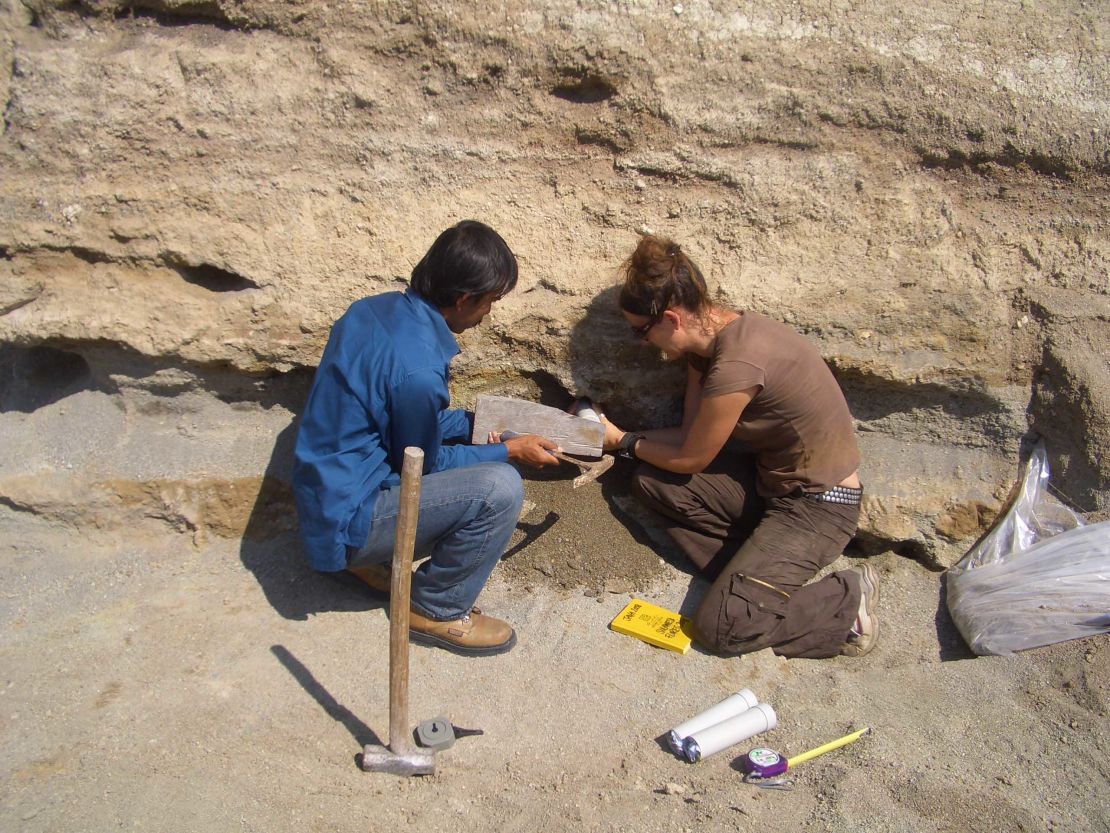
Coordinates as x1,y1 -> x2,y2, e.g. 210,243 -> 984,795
361,743 -> 436,776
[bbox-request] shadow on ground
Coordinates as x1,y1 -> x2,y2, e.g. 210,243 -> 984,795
936,573 -> 978,661
240,421 -> 387,621
271,644 -> 384,747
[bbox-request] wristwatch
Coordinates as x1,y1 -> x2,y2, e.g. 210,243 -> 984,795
618,432 -> 644,460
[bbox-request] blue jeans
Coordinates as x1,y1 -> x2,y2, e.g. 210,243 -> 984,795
347,462 -> 524,621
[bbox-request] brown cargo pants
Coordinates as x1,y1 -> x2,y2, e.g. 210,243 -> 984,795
631,451 -> 862,659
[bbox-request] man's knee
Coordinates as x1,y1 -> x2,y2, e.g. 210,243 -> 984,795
483,462 -> 524,514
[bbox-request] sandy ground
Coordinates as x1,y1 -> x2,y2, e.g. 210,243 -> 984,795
2,467 -> 1107,833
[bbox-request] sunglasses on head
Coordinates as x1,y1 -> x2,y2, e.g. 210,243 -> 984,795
629,317 -> 660,339
628,298 -> 665,339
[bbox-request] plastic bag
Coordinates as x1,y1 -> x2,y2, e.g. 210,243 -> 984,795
946,441 -> 1110,655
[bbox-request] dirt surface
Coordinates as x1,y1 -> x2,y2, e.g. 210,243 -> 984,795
3,462 -> 1109,833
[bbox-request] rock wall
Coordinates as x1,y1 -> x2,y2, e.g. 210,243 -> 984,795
1,0 -> 1108,567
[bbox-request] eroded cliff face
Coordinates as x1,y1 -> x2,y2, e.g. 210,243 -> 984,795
1,0 -> 1108,571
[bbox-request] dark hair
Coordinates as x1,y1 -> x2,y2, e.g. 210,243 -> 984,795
618,234 -> 710,320
410,220 -> 518,307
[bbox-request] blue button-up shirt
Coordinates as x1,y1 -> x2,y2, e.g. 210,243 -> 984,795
292,289 -> 508,572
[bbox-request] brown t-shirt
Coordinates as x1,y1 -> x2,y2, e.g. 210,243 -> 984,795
689,312 -> 860,497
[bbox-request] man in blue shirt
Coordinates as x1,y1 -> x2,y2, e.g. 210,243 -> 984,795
293,221 -> 557,656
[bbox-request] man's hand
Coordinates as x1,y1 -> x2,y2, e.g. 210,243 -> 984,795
489,431 -> 560,467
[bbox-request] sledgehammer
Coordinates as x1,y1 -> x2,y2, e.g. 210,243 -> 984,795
361,447 -> 436,776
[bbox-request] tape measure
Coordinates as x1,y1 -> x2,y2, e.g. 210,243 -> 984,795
740,727 -> 871,789
741,746 -> 790,778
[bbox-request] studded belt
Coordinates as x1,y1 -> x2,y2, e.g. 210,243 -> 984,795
805,485 -> 863,506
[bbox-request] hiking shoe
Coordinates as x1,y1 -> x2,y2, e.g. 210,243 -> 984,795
347,563 -> 392,595
409,607 -> 517,657
841,563 -> 880,657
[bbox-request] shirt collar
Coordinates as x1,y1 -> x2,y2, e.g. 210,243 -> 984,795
406,287 -> 460,360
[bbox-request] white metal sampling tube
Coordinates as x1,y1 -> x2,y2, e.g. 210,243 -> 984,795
683,702 -> 777,763
667,689 -> 760,755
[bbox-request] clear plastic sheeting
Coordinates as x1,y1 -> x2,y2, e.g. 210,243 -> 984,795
946,441 -> 1110,656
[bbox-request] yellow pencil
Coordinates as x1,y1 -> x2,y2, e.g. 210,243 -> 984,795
743,727 -> 873,780
788,727 -> 872,768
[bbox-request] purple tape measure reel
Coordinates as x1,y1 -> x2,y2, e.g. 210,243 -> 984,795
741,747 -> 789,778
739,728 -> 872,790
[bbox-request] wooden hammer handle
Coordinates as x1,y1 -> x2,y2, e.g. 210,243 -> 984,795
388,446 -> 423,754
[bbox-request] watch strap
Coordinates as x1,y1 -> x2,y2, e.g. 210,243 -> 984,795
618,432 -> 644,459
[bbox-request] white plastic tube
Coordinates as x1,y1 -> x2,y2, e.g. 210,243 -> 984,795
668,689 -> 759,755
571,398 -> 602,423
683,702 -> 777,762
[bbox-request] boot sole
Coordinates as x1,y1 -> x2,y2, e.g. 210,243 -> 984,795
410,628 -> 518,657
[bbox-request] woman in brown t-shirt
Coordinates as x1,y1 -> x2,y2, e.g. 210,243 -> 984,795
601,235 -> 880,659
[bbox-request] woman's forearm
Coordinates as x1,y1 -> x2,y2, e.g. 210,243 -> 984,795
627,388 -> 757,474
631,435 -> 705,474
641,426 -> 686,445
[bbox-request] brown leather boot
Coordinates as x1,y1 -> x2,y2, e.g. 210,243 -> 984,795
347,563 -> 392,595
409,607 -> 517,656
350,564 -> 459,607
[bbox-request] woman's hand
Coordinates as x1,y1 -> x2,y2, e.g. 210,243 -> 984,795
599,415 -> 626,452
489,431 -> 560,467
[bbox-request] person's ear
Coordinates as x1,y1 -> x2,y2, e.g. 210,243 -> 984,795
663,308 -> 682,331
454,293 -> 473,311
